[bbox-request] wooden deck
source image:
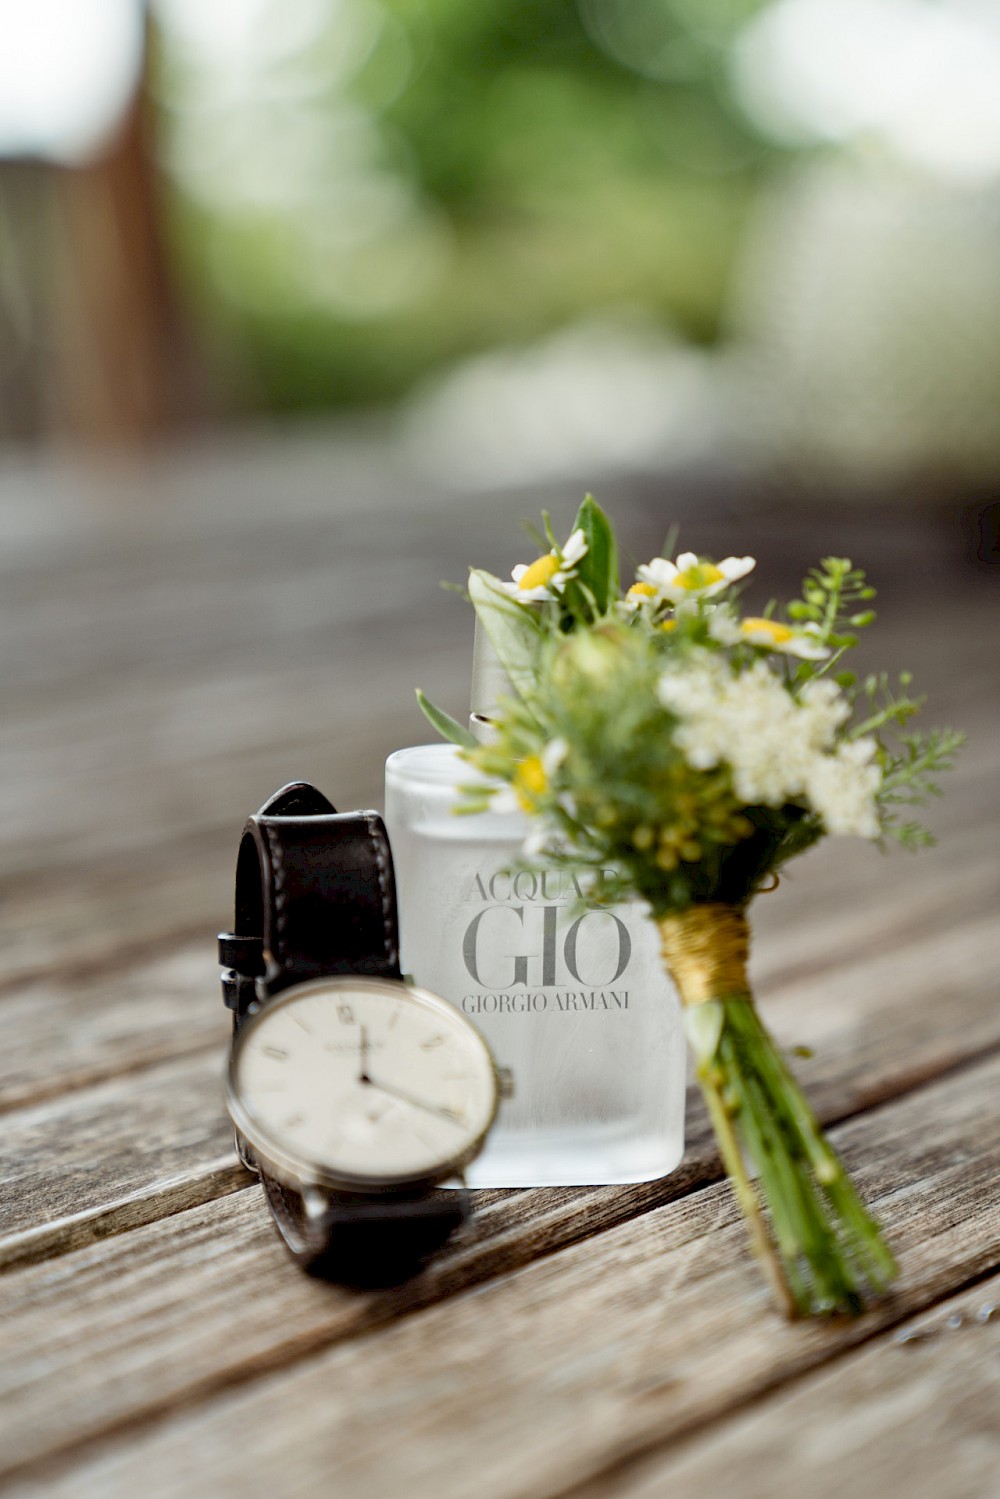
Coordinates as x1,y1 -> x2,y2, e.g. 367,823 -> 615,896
1,429 -> 997,1498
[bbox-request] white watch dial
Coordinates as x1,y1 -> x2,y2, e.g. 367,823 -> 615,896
230,978 -> 498,1185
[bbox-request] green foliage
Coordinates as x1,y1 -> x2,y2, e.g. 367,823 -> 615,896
415,690 -> 477,749
155,0 -> 778,411
427,498 -> 962,915
704,1000 -> 898,1316
877,725 -> 966,849
570,494 -> 619,614
466,623 -> 818,916
422,497 -> 924,1320
840,672 -> 964,848
785,556 -> 878,684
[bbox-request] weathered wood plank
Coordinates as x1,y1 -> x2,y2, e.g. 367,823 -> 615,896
0,634 -> 469,985
0,713 -> 991,1010
0,1054 -> 241,1270
0,435 -> 993,1499
1,647 -> 980,879
1,891 -> 995,1272
0,648 -> 464,880
568,1273 -> 1000,1499
0,474 -> 608,732
0,458 -> 989,992
4,516 -> 983,715
8,1053 -> 999,1494
0,947 -> 226,1114
1,622 -> 985,885
2,791 -> 992,1114
748,810 -> 998,997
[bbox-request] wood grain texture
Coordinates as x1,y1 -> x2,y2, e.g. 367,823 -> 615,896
0,437 -> 990,989
0,440 -> 995,1498
0,1053 -> 240,1269
568,1273 -> 1000,1499
1,801 -> 992,1104
0,903 -> 995,1474
0,947 -> 227,1114
11,1053 -> 999,1496
3,758 -> 987,1001
2,895 -> 995,1273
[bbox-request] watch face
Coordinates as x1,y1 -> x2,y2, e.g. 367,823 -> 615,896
228,977 -> 499,1189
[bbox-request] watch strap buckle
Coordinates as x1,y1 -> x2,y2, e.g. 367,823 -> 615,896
218,932 -> 265,975
221,966 -> 258,1021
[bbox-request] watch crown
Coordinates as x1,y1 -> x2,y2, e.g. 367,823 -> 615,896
497,1066 -> 515,1100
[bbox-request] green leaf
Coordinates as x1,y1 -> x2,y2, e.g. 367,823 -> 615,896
571,494 -> 619,614
468,568 -> 542,700
415,690 -> 477,749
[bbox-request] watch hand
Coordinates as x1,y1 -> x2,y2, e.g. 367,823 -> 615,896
363,1074 -> 464,1125
358,1025 -> 371,1084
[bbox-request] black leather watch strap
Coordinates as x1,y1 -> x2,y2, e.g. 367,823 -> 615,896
220,782 -> 468,1284
220,781 -> 400,1023
262,1175 -> 469,1287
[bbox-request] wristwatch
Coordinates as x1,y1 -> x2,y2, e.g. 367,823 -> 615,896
218,782 -> 509,1286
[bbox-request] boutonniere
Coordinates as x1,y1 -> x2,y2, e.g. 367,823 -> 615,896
421,497 -> 962,1318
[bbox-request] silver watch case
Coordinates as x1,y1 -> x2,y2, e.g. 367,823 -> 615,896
226,975 -> 509,1196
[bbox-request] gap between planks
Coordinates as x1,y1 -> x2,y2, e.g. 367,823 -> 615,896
3,802 -> 994,1114
2,730 -> 987,998
1,903 -> 996,1274
4,1051 -> 998,1496
556,1266 -> 1000,1499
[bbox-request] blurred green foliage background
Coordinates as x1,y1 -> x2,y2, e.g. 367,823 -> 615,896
154,0 -> 777,411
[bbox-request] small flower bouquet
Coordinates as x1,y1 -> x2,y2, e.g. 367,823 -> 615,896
420,497 -> 962,1318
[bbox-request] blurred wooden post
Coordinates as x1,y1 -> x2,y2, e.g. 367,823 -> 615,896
0,161 -> 52,440
51,41 -> 204,447
0,23 -> 204,449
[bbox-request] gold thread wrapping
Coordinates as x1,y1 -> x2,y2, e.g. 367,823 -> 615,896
657,904 -> 751,1007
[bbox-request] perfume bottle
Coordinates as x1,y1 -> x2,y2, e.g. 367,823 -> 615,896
384,626 -> 686,1188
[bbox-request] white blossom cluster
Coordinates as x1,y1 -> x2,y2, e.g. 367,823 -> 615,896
657,654 -> 882,838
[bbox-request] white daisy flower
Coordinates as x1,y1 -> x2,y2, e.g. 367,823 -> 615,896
706,607 -> 743,647
620,580 -> 659,611
542,736 -> 569,775
637,551 -> 755,605
739,618 -> 830,660
500,528 -> 588,601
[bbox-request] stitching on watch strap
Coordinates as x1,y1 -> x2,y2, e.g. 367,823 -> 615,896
262,823 -> 287,965
365,812 -> 398,971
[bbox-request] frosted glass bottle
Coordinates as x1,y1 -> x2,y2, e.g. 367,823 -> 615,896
384,743 -> 686,1187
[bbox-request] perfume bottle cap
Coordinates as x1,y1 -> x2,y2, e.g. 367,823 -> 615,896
469,618 -> 511,744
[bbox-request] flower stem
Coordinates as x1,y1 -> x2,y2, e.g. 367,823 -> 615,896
695,1046 -> 797,1319
739,1008 -> 897,1290
658,906 -> 897,1318
715,998 -> 896,1315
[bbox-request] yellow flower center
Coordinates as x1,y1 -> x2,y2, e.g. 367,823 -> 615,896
627,581 -> 657,600
675,562 -> 725,592
518,553 -> 561,591
513,754 -> 547,810
741,617 -> 793,645
660,619 -> 678,632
